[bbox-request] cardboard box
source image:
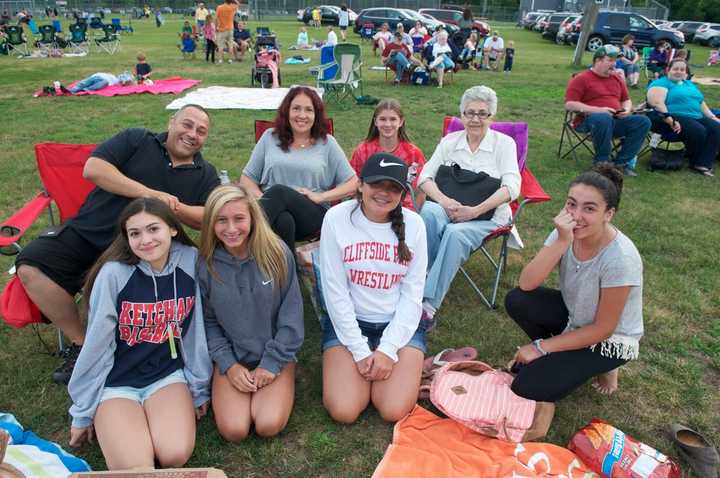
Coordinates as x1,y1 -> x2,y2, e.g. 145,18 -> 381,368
70,468 -> 228,478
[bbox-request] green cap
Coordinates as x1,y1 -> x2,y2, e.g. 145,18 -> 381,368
593,44 -> 620,60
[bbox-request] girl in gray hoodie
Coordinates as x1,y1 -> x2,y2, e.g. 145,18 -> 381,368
68,198 -> 212,470
198,185 -> 304,441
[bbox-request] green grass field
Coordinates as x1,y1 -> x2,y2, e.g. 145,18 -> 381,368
1,16 -> 719,477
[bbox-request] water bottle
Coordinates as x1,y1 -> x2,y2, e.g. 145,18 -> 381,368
219,170 -> 230,185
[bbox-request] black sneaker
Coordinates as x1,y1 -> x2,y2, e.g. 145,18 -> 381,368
52,343 -> 81,385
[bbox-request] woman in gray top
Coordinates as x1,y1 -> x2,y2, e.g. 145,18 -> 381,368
240,86 -> 357,252
505,163 -> 643,402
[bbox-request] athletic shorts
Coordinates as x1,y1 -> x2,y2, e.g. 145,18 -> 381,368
320,316 -> 427,355
15,225 -> 102,296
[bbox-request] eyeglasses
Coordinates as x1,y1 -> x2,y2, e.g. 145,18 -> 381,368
463,110 -> 492,120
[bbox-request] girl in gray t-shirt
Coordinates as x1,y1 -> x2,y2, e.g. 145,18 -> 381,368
505,164 -> 643,403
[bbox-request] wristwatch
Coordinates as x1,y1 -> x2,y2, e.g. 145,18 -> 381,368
532,339 -> 549,356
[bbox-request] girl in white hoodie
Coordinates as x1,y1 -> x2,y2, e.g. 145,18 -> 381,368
320,153 -> 428,424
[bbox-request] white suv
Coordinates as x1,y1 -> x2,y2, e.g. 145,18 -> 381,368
694,23 -> 720,46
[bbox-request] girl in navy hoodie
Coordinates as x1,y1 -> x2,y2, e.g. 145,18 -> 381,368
198,185 -> 303,441
68,198 -> 212,470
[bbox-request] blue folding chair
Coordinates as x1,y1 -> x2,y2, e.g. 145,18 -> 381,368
309,44 -> 338,82
52,19 -> 62,33
28,19 -> 39,35
360,23 -> 374,41
256,26 -> 270,36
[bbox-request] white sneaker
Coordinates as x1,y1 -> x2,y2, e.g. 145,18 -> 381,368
228,59 -> 233,64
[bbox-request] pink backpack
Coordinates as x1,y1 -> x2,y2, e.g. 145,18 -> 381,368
429,361 -> 554,442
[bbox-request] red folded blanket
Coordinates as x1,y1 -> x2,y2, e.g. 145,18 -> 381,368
34,77 -> 200,97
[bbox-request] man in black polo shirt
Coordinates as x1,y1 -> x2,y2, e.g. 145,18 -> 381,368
15,104 -> 220,384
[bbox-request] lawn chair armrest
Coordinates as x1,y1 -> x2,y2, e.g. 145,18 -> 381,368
520,167 -> 551,204
309,61 -> 338,76
0,193 -> 52,250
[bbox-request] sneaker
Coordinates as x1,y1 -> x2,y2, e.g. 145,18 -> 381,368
227,59 -> 232,64
624,167 -> 638,177
52,343 -> 81,385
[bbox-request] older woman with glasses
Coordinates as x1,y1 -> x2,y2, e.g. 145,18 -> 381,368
417,86 -> 521,326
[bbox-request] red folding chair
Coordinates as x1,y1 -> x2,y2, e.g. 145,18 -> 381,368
0,143 -> 96,334
441,116 -> 551,308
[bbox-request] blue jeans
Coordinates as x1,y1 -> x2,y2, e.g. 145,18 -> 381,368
389,51 -> 410,81
459,47 -> 474,62
421,201 -> 499,310
320,317 -> 427,355
70,74 -> 111,93
575,113 -> 651,165
434,54 -> 454,70
650,113 -> 720,169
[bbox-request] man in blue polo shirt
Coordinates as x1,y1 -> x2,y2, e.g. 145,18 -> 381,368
15,104 -> 220,385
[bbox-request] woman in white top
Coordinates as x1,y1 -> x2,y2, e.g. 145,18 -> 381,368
320,153 -> 428,424
505,163 -> 643,401
418,86 -> 520,325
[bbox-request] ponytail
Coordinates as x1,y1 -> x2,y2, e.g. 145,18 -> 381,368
389,202 -> 412,264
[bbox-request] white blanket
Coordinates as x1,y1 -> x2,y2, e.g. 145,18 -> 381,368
165,85 -> 324,110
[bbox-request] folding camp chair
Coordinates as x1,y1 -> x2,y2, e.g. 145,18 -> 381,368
0,143 -> 96,350
441,116 -> 551,309
67,23 -> 89,54
256,26 -> 271,36
360,23 -> 374,42
557,110 -> 595,161
52,19 -> 62,33
88,16 -> 104,30
4,25 -> 29,56
28,18 -> 39,36
111,17 -> 133,34
311,43 -> 363,103
36,24 -> 58,55
94,23 -> 119,54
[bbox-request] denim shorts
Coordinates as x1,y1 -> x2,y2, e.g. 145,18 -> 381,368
320,317 -> 427,355
99,368 -> 187,405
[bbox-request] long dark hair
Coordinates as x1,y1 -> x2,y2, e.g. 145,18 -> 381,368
462,6 -> 473,20
273,86 -> 329,152
353,185 -> 412,264
570,162 -> 623,211
364,98 -> 411,143
83,198 -> 196,312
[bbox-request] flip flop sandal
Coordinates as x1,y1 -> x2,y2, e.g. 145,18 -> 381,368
422,347 -> 478,375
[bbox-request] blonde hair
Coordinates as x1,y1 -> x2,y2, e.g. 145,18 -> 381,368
199,185 -> 288,288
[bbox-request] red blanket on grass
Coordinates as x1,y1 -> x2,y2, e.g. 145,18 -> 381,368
34,77 -> 200,97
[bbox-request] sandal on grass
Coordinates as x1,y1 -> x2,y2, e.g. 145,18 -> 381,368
422,347 -> 478,375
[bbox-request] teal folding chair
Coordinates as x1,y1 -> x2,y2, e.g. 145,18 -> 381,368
311,43 -> 363,103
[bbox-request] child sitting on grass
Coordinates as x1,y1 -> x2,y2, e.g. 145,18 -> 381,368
134,52 -> 153,84
179,32 -> 197,60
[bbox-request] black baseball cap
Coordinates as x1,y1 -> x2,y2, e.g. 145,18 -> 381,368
360,153 -> 409,191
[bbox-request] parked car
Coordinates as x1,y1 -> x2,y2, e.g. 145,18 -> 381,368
418,8 -> 489,36
298,5 -> 357,26
677,21 -> 703,42
520,10 -> 552,30
556,15 -> 582,44
694,22 -> 720,46
573,11 -> 684,52
160,7 -> 172,14
541,12 -> 575,42
354,7 -> 456,35
533,14 -> 550,32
